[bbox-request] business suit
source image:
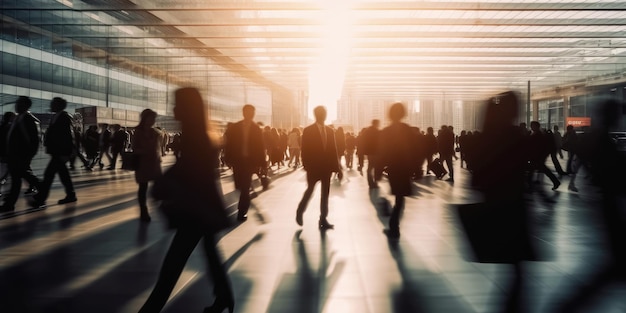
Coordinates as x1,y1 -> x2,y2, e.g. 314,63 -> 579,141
223,119 -> 265,220
2,111 -> 41,210
34,110 -> 76,205
296,122 -> 340,228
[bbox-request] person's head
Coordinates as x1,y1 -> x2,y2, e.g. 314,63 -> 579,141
138,109 -> 157,129
566,124 -> 574,132
483,91 -> 519,132
50,97 -> 67,113
530,121 -> 541,132
173,87 -> 206,134
388,102 -> 406,122
553,125 -> 559,131
313,106 -> 327,124
427,126 -> 434,134
100,123 -> 109,130
242,104 -> 255,121
371,119 -> 380,128
111,124 -> 121,131
15,96 -> 32,114
2,111 -> 16,125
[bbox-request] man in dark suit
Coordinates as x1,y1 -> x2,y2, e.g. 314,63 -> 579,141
31,97 -> 77,207
223,104 -> 266,221
296,106 -> 340,230
361,119 -> 381,188
0,96 -> 41,212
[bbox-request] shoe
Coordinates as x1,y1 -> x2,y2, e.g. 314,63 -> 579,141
106,166 -> 115,170
568,185 -> 579,192
58,195 -> 77,204
383,229 -> 400,240
552,181 -> 561,190
296,210 -> 303,226
203,298 -> 234,313
29,197 -> 46,208
237,213 -> 248,222
0,205 -> 15,213
24,188 -> 38,196
99,163 -> 104,170
85,166 -> 93,172
318,219 -> 334,230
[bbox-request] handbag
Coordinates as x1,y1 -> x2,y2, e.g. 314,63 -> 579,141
121,151 -> 139,171
153,163 -> 231,232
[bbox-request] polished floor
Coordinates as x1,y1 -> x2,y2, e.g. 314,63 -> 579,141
0,155 -> 624,313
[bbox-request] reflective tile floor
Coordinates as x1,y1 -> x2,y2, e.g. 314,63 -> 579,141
0,155 -> 624,313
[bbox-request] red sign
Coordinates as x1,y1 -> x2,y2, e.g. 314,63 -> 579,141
566,117 -> 591,127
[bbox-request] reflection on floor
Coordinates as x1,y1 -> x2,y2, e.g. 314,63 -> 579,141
0,155 -> 624,313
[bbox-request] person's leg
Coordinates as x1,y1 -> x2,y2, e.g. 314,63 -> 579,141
444,155 -> 454,179
34,158 -> 57,202
202,233 -> 233,303
234,165 -> 252,220
539,164 -> 560,189
551,152 -> 565,175
139,229 -> 202,313
138,182 -> 150,220
388,195 -> 405,237
296,172 -> 317,224
55,156 -> 76,200
3,161 -> 25,209
319,172 -> 331,221
366,155 -> 377,187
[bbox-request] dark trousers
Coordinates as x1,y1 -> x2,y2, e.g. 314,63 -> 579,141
530,161 -> 560,186
297,171 -> 331,220
365,154 -> 378,187
38,155 -> 75,201
441,154 -> 454,179
357,153 -> 364,170
4,158 -> 39,207
550,151 -> 565,174
233,163 -> 255,217
138,182 -> 149,214
110,149 -> 122,168
389,196 -> 405,233
69,148 -> 89,169
138,228 -> 232,313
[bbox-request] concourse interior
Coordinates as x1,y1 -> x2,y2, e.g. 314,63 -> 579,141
0,155 -> 623,313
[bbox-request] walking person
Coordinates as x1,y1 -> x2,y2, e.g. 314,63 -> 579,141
0,96 -> 41,213
528,121 -> 561,190
295,106 -> 341,230
0,112 -> 17,189
107,124 -> 127,170
139,87 -> 234,313
287,127 -> 301,168
96,123 -> 112,170
378,103 -> 416,239
31,97 -> 77,208
438,125 -> 455,181
133,109 -> 162,222
361,119 -> 381,188
223,104 -> 266,222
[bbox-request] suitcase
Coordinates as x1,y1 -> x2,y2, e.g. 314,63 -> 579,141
429,158 -> 447,179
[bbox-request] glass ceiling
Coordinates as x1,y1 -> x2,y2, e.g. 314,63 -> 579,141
3,0 -> 626,101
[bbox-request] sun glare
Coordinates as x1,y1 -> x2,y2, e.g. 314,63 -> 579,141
307,0 -> 358,123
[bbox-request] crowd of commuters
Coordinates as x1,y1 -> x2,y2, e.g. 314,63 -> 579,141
0,90 -> 623,313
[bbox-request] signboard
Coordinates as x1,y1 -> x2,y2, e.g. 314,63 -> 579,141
566,117 -> 591,127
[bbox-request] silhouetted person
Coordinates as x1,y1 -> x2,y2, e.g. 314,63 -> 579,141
108,124 -> 127,170
0,96 -> 41,213
361,119 -> 381,188
552,98 -> 626,312
471,91 -> 535,313
83,125 -> 99,169
0,112 -> 16,188
424,127 -> 437,175
296,106 -> 340,230
139,87 -> 233,313
133,109 -> 162,222
31,97 -> 77,208
528,121 -> 560,190
223,104 -> 266,221
96,123 -> 112,170
287,127 -> 301,168
69,126 -> 90,171
378,103 -> 416,239
438,125 -> 455,181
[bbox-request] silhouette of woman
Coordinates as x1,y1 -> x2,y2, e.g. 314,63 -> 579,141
133,109 -> 162,222
138,87 -> 233,313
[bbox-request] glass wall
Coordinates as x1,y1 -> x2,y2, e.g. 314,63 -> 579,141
538,98 -> 564,130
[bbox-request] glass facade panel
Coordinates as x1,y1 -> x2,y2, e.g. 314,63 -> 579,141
538,98 -> 564,130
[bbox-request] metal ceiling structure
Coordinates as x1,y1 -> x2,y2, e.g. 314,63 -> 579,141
3,0 -> 626,102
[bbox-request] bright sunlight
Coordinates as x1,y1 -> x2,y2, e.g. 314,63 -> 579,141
307,0 -> 358,123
